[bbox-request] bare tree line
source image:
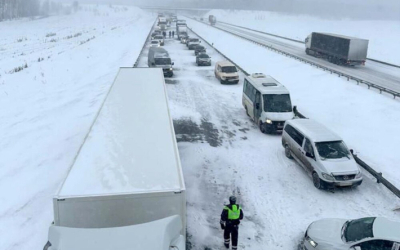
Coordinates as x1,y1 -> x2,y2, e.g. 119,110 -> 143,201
0,0 -> 79,21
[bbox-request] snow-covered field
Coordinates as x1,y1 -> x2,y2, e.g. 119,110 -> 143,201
204,10 -> 400,65
0,6 -> 154,250
1,5 -> 400,250
138,21 -> 399,249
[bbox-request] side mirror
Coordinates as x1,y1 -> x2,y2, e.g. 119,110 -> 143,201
255,103 -> 260,109
151,62 -> 155,66
172,62 -> 174,65
305,152 -> 314,158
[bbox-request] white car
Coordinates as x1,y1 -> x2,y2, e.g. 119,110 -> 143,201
301,217 -> 400,250
282,119 -> 363,189
150,40 -> 160,47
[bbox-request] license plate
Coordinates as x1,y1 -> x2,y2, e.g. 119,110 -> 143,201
338,182 -> 352,187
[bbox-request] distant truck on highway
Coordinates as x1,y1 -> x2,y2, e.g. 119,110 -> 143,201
209,15 -> 216,25
43,68 -> 186,250
305,32 -> 369,66
158,16 -> 167,30
148,47 -> 174,77
177,26 -> 187,39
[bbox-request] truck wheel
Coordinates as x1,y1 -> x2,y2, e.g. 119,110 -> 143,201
285,145 -> 293,159
245,106 -> 250,117
259,122 -> 266,134
312,172 -> 323,189
305,48 -> 310,55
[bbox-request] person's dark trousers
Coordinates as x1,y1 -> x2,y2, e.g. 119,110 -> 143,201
224,224 -> 239,249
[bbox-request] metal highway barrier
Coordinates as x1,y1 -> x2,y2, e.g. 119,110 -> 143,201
186,17 -> 400,99
133,19 -> 157,68
218,21 -> 400,69
293,106 -> 400,199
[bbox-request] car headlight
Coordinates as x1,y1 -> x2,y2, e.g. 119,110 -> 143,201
170,67 -> 173,71
266,119 -> 272,124
322,172 -> 334,181
355,171 -> 362,178
306,235 -> 318,248
221,76 -> 226,80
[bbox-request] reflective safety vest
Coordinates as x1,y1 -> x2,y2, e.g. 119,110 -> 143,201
224,205 -> 241,220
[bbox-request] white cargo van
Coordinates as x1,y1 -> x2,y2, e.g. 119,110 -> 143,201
242,73 -> 294,133
44,68 -> 186,250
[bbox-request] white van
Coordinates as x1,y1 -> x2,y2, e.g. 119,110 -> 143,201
282,119 -> 363,189
242,73 -> 294,133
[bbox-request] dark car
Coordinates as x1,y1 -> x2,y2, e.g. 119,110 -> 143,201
196,53 -> 211,66
151,30 -> 161,39
194,45 -> 206,55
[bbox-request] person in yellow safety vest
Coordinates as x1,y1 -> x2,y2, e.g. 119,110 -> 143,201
220,196 -> 244,250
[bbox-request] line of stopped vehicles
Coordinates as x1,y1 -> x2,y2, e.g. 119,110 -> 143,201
42,15 -> 399,250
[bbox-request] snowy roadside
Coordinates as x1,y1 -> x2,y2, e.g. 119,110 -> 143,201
0,6 -> 154,250
204,10 -> 400,65
185,19 -> 400,195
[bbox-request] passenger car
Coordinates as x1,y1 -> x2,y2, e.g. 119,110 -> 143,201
282,119 -> 363,189
194,45 -> 206,55
187,38 -> 201,49
153,35 -> 164,46
301,217 -> 400,250
214,61 -> 239,84
149,40 -> 160,47
196,53 -> 211,66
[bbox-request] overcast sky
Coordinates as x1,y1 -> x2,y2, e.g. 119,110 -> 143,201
57,0 -> 400,20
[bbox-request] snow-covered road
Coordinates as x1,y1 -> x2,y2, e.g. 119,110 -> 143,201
0,7 -> 154,250
139,22 -> 400,249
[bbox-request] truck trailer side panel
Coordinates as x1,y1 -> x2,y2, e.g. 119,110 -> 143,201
54,68 -> 185,231
54,191 -> 185,229
311,33 -> 350,59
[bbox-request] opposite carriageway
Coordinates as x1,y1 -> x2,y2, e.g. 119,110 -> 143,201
187,16 -> 400,98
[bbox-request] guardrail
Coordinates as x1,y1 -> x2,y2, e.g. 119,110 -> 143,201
133,19 -> 157,67
293,105 -> 400,199
187,17 -> 400,99
218,21 -> 400,69
186,26 -> 250,76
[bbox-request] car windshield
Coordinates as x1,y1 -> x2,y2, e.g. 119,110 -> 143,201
190,39 -> 199,42
151,41 -> 159,44
196,46 -> 204,50
155,36 -> 163,39
221,66 -> 237,73
199,54 -> 209,58
263,94 -> 292,112
344,217 -> 375,242
154,58 -> 171,65
315,141 -> 350,160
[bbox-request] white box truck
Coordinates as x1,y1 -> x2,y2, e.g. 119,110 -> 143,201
44,68 -> 186,250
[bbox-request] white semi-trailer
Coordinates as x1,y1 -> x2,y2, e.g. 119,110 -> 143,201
44,68 -> 186,250
305,32 -> 369,66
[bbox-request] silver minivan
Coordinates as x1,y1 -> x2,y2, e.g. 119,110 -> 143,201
282,119 -> 363,189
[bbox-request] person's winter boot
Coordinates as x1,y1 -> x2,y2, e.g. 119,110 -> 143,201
224,238 -> 230,249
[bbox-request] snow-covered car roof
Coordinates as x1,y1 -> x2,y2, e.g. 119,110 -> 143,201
286,119 -> 342,143
373,217 -> 400,242
217,60 -> 236,67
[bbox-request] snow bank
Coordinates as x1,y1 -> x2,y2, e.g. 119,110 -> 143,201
0,6 -> 154,250
204,9 -> 400,65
